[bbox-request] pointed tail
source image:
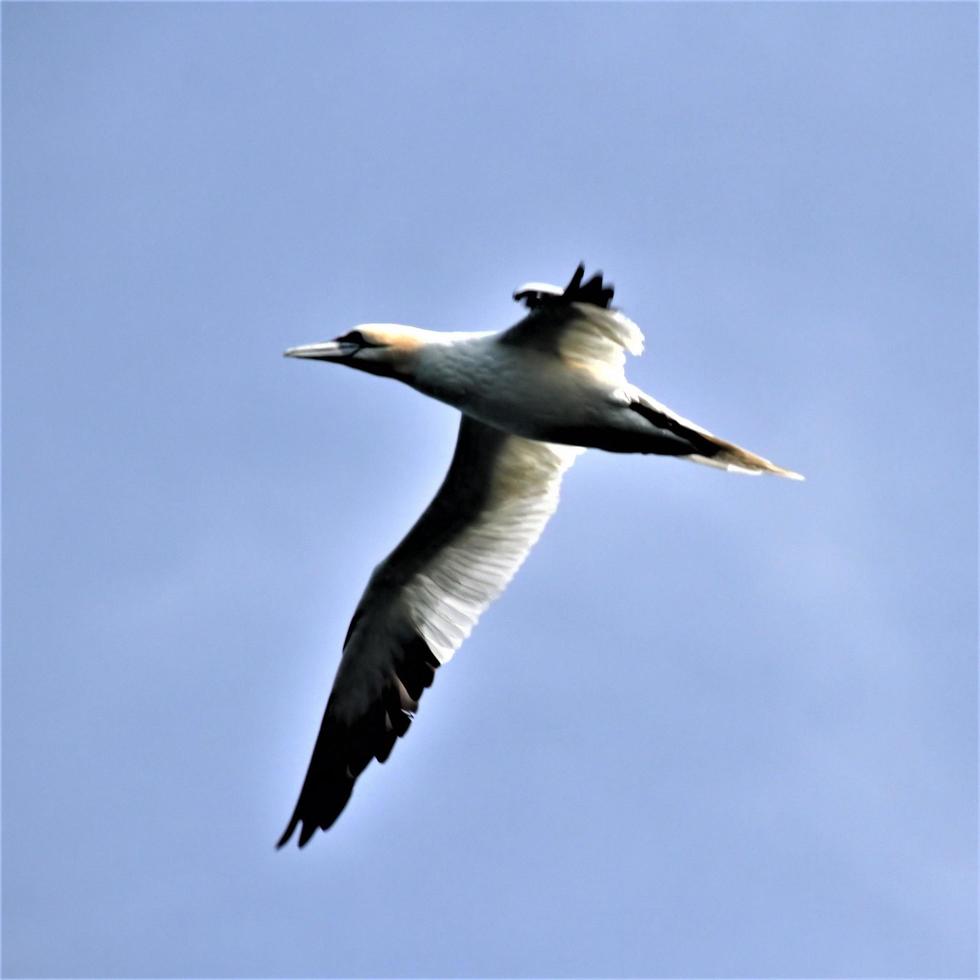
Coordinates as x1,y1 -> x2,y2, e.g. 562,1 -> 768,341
629,391 -> 804,480
686,445 -> 805,480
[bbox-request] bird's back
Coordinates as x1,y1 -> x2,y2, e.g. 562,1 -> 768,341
412,332 -> 618,443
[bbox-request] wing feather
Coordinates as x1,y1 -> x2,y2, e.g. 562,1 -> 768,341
278,416 -> 581,847
504,265 -> 643,384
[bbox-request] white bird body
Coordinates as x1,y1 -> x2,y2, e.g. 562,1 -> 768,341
278,265 -> 802,848
412,333 -> 621,441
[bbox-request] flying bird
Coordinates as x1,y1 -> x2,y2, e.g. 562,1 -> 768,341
278,265 -> 802,848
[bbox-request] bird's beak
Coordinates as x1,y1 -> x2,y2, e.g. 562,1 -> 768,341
284,340 -> 360,360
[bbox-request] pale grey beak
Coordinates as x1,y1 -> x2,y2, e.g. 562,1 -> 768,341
284,340 -> 360,360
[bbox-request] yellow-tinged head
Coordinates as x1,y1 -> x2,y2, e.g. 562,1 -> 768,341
284,323 -> 425,379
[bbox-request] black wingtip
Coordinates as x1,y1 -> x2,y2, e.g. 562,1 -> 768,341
277,811 -> 319,849
277,637 -> 442,853
565,263 -> 586,293
563,264 -> 615,309
514,264 -> 616,312
276,812 -> 301,849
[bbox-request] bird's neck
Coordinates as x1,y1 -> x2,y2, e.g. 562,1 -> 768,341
408,332 -> 495,407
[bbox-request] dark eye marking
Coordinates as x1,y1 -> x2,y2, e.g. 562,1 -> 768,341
337,330 -> 381,349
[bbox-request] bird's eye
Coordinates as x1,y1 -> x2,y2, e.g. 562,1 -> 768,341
338,330 -> 366,347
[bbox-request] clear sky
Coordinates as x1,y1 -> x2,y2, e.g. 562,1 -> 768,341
3,3 -> 976,977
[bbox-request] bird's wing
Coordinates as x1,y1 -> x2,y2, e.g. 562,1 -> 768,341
504,264 -> 644,384
278,415 -> 582,847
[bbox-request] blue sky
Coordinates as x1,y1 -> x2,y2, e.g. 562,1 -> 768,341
3,3 -> 976,977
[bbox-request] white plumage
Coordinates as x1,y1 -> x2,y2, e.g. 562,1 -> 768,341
278,264 -> 801,848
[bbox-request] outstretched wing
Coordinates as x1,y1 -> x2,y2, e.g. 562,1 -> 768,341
504,264 -> 644,384
278,416 -> 582,847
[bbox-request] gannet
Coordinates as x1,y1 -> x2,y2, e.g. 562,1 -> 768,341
278,265 -> 802,848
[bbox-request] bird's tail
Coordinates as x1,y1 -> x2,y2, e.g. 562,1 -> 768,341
629,391 -> 804,480
685,443 -> 805,479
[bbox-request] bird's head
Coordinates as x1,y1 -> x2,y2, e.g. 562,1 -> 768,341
284,324 -> 425,379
